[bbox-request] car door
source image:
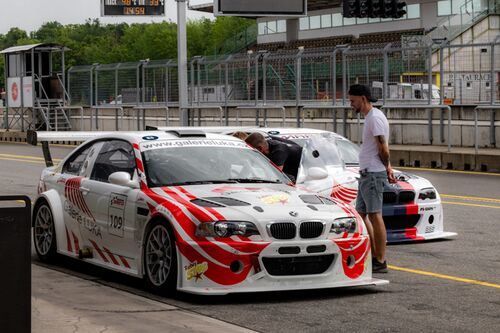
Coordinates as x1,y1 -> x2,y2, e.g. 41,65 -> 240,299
81,139 -> 140,272
58,141 -> 101,256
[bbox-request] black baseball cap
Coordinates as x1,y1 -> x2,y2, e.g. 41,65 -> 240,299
348,84 -> 377,103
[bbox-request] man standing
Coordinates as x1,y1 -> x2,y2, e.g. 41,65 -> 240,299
348,84 -> 396,273
245,132 -> 302,182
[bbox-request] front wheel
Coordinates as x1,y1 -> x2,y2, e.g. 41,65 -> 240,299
143,220 -> 177,294
33,201 -> 57,262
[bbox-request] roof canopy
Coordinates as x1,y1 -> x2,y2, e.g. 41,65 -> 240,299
0,43 -> 69,54
191,0 -> 341,14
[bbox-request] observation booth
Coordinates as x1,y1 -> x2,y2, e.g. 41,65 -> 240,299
1,43 -> 70,131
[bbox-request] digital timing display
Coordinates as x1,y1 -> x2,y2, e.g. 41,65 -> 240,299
101,0 -> 165,16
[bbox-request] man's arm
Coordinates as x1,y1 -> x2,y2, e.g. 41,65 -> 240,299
376,135 -> 396,183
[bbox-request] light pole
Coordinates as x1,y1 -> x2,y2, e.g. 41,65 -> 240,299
176,0 -> 189,126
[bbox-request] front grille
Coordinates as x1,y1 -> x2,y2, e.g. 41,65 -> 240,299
262,255 -> 335,276
383,215 -> 421,230
299,221 -> 324,238
269,222 -> 296,239
383,192 -> 397,204
383,191 -> 416,204
399,191 -> 415,203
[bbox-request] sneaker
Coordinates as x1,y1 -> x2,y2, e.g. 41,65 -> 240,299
372,258 -> 388,273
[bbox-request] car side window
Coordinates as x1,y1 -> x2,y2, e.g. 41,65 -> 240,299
62,145 -> 92,176
90,140 -> 136,183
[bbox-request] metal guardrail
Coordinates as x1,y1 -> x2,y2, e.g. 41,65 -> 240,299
382,104 -> 452,152
474,105 -> 500,154
299,105 -> 356,138
92,106 -> 124,131
234,105 -> 286,127
133,105 -> 170,130
187,106 -> 224,126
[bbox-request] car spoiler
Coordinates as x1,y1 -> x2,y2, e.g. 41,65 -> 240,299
26,130 -> 117,167
146,126 -> 251,134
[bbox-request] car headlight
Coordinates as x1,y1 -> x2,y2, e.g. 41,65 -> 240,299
196,221 -> 260,237
330,217 -> 357,234
418,188 -> 437,201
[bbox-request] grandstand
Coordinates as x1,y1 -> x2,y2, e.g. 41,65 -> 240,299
192,1 -> 499,53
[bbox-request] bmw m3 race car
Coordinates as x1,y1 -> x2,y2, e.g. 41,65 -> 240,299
29,129 -> 387,295
220,127 -> 457,243
155,126 -> 456,244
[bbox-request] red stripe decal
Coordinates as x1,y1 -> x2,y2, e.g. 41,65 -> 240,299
65,227 -> 73,253
103,247 -> 120,265
89,240 -> 109,263
133,143 -> 140,150
71,231 -> 80,254
119,256 -> 131,268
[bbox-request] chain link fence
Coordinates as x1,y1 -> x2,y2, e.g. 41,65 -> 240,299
67,40 -> 500,107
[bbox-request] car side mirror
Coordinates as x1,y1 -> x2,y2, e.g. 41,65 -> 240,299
307,167 -> 329,180
109,172 -> 140,189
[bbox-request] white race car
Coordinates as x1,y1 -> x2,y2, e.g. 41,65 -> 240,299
29,129 -> 387,295
215,127 -> 457,243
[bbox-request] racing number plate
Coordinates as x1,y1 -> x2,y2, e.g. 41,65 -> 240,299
108,193 -> 127,237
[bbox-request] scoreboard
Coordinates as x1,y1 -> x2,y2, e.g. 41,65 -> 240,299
101,0 -> 165,16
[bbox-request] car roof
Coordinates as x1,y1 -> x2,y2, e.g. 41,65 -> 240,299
27,129 -> 243,146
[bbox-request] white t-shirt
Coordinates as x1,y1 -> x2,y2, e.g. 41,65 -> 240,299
359,107 -> 389,172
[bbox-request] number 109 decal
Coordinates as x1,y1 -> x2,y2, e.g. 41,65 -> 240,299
108,193 -> 127,237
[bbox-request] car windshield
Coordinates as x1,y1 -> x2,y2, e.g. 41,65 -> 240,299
142,144 -> 289,187
336,139 -> 360,165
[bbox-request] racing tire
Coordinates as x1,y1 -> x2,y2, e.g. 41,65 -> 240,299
33,201 -> 58,262
143,220 -> 177,294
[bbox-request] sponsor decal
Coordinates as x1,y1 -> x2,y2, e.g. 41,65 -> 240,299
141,139 -> 248,151
11,82 -> 18,102
260,193 -> 289,205
108,193 -> 127,237
56,177 -> 67,184
185,261 -> 209,282
142,135 -> 159,141
64,200 -> 102,239
420,207 -> 434,212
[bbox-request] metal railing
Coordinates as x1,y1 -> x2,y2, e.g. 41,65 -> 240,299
133,105 -> 169,130
55,106 -> 84,130
474,105 -> 500,153
187,106 -> 224,126
382,104 -> 452,152
91,106 -> 124,131
234,105 -> 286,127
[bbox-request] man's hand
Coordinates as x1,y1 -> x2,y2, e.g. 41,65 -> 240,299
387,167 -> 397,183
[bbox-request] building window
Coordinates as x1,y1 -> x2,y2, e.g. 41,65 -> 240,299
344,17 -> 356,26
310,15 -> 321,29
332,13 -> 343,27
357,17 -> 368,24
258,22 -> 266,35
277,20 -> 286,33
267,21 -> 277,34
407,4 -> 420,19
299,16 -> 309,30
321,14 -> 332,28
438,0 -> 452,16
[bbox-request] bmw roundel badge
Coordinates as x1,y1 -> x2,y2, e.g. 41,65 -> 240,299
142,135 -> 158,140
289,211 -> 298,217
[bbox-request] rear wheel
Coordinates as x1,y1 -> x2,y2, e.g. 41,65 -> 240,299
143,220 -> 177,294
33,201 -> 57,262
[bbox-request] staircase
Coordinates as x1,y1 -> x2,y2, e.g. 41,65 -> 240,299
33,73 -> 72,131
35,99 -> 72,131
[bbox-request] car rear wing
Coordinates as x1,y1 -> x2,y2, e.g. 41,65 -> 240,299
26,130 -> 117,167
146,126 -> 251,135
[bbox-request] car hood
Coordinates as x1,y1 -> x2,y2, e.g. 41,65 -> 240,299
152,183 -> 352,223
